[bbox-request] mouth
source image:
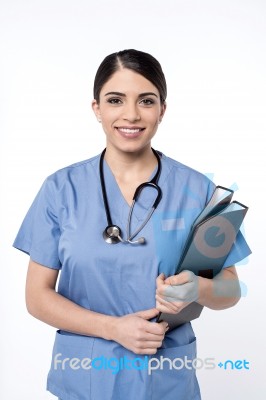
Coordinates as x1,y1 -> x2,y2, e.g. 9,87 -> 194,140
115,126 -> 145,137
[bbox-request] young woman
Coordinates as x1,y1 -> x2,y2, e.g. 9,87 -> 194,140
13,49 -> 250,400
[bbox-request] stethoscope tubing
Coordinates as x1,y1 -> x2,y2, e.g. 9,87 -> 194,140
100,148 -> 162,244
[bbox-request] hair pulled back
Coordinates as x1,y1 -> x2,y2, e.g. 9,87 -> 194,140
93,49 -> 167,104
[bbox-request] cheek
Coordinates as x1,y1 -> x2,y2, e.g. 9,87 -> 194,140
148,116 -> 160,131
144,109 -> 161,124
101,109 -> 120,125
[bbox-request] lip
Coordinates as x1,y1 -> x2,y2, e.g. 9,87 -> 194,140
115,126 -> 145,138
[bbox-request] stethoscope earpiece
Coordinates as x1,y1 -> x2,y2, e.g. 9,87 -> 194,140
100,148 -> 162,245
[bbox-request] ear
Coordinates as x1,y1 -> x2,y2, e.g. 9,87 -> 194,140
159,102 -> 167,123
92,99 -> 102,122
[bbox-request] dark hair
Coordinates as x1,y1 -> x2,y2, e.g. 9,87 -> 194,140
93,49 -> 167,104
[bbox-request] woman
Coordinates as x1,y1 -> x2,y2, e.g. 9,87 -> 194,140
13,49 -> 250,400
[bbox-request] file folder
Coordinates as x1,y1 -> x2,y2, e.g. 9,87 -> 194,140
157,186 -> 249,330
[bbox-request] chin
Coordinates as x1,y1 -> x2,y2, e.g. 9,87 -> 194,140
112,141 -> 152,155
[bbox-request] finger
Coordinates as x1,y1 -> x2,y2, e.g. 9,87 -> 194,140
159,292 -> 191,308
156,284 -> 169,296
163,282 -> 189,299
156,273 -> 165,286
164,271 -> 192,286
164,282 -> 198,302
156,282 -> 191,299
156,294 -> 180,312
134,347 -> 160,355
144,319 -> 169,335
135,308 -> 159,320
138,340 -> 164,349
156,294 -> 186,312
156,302 -> 179,314
138,332 -> 165,342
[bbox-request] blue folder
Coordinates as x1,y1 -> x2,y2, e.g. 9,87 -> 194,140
157,186 -> 249,330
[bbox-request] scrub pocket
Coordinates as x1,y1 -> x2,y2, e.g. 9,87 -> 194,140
151,338 -> 201,400
47,330 -> 94,400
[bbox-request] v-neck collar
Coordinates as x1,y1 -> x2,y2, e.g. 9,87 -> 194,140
95,152 -> 172,235
103,156 -> 160,216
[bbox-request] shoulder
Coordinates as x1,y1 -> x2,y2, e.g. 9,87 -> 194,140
160,153 -> 216,202
162,153 -> 213,184
44,154 -> 100,189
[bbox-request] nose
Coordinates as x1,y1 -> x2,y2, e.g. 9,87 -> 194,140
122,102 -> 140,122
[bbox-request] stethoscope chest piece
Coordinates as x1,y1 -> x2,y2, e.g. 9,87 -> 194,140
103,225 -> 122,244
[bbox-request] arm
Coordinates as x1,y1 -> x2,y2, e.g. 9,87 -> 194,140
26,259 -> 168,354
156,266 -> 241,314
198,266 -> 241,309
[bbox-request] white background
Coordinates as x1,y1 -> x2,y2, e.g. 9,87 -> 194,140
0,0 -> 265,399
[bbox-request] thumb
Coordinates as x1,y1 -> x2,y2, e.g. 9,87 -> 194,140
158,273 -> 165,281
134,308 -> 159,320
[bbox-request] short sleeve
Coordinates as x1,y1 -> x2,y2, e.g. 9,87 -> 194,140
13,177 -> 61,269
223,230 -> 251,268
206,184 -> 252,269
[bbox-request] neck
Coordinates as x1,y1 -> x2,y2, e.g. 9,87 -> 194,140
102,145 -> 159,206
104,146 -> 157,182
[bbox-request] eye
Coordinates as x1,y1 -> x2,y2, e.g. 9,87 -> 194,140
106,97 -> 123,105
140,98 -> 155,106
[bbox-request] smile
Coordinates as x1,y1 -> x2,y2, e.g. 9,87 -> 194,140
116,127 -> 145,134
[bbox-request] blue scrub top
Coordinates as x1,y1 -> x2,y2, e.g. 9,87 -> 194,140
13,152 -> 251,400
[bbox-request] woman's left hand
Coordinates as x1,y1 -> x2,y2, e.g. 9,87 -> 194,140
156,271 -> 199,314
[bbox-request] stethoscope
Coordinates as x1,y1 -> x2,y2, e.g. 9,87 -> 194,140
100,148 -> 162,245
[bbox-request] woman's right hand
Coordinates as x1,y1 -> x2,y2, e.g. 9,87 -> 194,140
110,308 -> 169,355
26,261 -> 168,353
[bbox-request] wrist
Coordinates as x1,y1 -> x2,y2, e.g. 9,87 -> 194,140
101,315 -> 119,341
197,276 -> 211,306
83,311 -> 119,341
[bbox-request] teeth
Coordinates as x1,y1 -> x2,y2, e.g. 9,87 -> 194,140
119,128 -> 141,133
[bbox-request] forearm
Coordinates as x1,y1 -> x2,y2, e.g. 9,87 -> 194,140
27,288 -> 117,340
197,266 -> 241,310
25,261 -> 167,355
27,287 -> 168,355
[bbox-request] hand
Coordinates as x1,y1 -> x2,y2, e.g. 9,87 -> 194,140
156,271 -> 199,314
111,308 -> 169,355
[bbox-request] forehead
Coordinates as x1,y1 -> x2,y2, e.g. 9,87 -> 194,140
100,68 -> 159,96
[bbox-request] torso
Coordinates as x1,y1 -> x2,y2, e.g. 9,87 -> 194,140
47,152 -> 213,400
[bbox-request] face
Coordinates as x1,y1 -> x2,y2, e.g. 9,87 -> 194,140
92,68 -> 166,154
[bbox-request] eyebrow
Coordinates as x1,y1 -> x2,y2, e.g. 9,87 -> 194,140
104,91 -> 158,98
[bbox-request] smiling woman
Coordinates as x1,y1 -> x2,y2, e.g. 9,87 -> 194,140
92,67 -> 166,159
13,49 -> 250,400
